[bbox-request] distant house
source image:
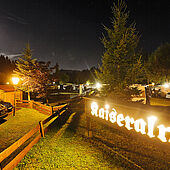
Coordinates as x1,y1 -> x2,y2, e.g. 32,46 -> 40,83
0,85 -> 23,105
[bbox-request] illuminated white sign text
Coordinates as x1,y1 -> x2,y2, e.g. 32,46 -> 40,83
91,102 -> 170,143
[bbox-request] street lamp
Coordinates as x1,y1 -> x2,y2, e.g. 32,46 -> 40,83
12,77 -> 19,116
96,82 -> 101,89
163,83 -> 169,88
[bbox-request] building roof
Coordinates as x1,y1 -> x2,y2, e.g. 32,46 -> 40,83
0,85 -> 15,92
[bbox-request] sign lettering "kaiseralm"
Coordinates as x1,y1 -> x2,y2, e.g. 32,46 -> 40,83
91,102 -> 170,143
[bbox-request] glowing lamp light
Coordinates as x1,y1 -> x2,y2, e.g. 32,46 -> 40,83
163,83 -> 169,88
86,81 -> 90,86
12,77 -> 19,85
6,82 -> 9,85
105,104 -> 110,110
96,82 -> 101,89
12,77 -> 19,117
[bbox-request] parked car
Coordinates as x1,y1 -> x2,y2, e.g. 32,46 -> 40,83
166,92 -> 170,99
0,100 -> 13,112
0,104 -> 8,119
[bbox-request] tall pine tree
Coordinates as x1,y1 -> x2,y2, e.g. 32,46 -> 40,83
15,44 -> 53,101
96,0 -> 142,99
14,44 -> 38,100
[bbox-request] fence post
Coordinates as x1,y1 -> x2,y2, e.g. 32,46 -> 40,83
84,98 -> 92,138
29,100 -> 33,108
51,106 -> 53,114
39,121 -> 45,137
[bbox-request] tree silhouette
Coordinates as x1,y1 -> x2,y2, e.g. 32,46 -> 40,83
95,0 -> 142,100
0,55 -> 15,84
145,43 -> 170,84
14,44 -> 52,101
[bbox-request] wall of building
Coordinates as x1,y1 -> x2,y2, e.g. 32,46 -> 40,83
0,90 -> 22,105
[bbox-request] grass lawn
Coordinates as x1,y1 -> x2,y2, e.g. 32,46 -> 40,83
0,108 -> 49,152
4,99 -> 170,169
15,107 -> 125,169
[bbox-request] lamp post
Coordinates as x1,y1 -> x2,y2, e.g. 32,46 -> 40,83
12,77 -> 19,116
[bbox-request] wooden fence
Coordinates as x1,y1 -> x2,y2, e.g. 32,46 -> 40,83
0,104 -> 67,170
16,100 -> 67,115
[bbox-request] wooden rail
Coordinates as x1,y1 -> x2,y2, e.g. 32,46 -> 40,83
32,101 -> 52,115
0,104 -> 67,170
16,100 -> 68,116
53,104 -> 67,112
0,124 -> 40,163
16,100 -> 54,115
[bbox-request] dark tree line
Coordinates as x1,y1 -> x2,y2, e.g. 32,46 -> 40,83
0,55 -> 16,84
59,67 -> 96,84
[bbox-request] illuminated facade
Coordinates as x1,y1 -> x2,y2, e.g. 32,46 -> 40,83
0,85 -> 22,105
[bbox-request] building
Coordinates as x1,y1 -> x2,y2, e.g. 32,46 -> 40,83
0,85 -> 23,105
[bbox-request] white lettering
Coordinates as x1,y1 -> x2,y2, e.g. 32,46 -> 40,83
91,102 -> 98,117
157,125 -> 170,142
117,114 -> 124,127
109,108 -> 117,123
99,108 -> 105,119
105,105 -> 110,120
125,116 -> 134,130
90,102 -> 170,143
147,116 -> 157,138
134,119 -> 146,134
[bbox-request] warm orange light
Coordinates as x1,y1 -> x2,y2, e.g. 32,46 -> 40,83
96,82 -> 101,89
163,83 -> 169,88
12,77 -> 19,85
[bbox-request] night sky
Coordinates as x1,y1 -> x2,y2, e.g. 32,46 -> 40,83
0,0 -> 169,70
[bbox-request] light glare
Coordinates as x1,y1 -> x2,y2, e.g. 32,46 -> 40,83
12,77 -> 19,85
105,104 -> 110,110
163,83 -> 169,88
96,82 -> 101,89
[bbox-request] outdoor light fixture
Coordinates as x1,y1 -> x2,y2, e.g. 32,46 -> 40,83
86,81 -> 90,86
12,77 -> 19,116
12,77 -> 20,85
96,82 -> 101,89
105,104 -> 110,110
163,83 -> 169,88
